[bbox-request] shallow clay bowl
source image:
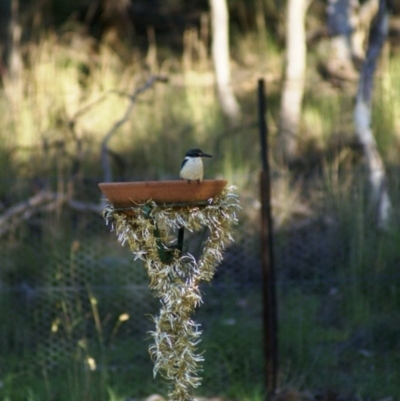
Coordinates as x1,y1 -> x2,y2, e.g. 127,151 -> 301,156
99,180 -> 227,208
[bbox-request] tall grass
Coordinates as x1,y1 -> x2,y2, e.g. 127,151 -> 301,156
2,23 -> 399,189
277,168 -> 400,397
0,29 -> 255,187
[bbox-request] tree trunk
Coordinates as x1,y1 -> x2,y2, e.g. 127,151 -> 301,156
209,0 -> 241,124
354,0 -> 391,229
325,0 -> 380,82
277,0 -> 309,164
354,0 -> 380,61
1,0 -> 23,104
326,0 -> 359,81
8,0 -> 22,82
0,0 -> 11,72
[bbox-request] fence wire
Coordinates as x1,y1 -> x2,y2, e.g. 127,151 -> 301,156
0,173 -> 400,399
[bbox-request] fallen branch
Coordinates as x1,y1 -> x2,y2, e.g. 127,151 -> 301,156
0,190 -> 103,237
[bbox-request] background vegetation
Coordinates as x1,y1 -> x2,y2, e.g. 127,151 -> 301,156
1,0 -> 400,400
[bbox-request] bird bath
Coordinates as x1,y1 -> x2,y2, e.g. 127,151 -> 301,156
99,180 -> 227,208
99,180 -> 239,401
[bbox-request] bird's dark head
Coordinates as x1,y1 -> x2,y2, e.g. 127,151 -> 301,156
185,148 -> 213,158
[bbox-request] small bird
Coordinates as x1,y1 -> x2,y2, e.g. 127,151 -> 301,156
180,148 -> 213,183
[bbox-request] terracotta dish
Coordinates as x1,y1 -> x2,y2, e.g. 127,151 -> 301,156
99,180 -> 227,207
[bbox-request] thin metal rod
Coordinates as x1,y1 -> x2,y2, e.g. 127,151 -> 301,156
258,78 -> 278,395
258,79 -> 268,171
176,227 -> 185,255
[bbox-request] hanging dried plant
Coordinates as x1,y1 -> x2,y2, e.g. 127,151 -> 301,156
102,187 -> 239,401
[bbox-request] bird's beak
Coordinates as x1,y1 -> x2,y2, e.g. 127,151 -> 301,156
201,152 -> 213,158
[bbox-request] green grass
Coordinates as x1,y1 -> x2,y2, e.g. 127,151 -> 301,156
2,241 -> 400,401
275,171 -> 400,398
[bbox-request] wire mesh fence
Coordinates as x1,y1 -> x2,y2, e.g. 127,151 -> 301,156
1,172 -> 400,399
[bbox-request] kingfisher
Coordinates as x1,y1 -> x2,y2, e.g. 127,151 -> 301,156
180,148 -> 213,183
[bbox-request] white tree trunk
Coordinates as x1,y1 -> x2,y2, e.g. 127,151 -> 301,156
354,0 -> 379,60
278,0 -> 309,163
326,0 -> 359,80
354,0 -> 391,228
325,0 -> 379,81
209,0 -> 241,123
2,0 -> 23,106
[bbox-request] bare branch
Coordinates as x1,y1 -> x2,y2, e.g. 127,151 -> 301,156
71,91 -> 111,121
101,75 -> 168,183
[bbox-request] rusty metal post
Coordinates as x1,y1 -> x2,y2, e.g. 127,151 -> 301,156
258,78 -> 278,395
